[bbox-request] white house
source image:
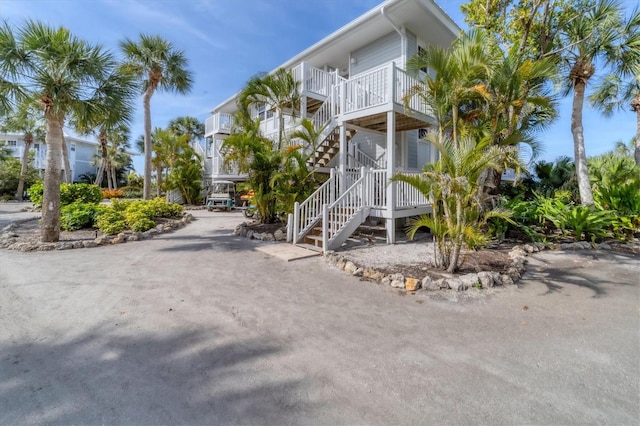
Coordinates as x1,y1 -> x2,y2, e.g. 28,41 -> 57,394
0,132 -> 99,182
204,0 -> 459,251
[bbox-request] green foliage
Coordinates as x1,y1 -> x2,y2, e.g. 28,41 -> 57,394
95,210 -> 126,235
0,157 -> 39,197
29,182 -> 103,207
27,181 -> 44,206
146,198 -> 183,218
126,172 -> 144,189
120,186 -> 143,199
60,202 -> 108,231
560,205 -> 613,241
589,152 -> 640,214
123,209 -> 156,232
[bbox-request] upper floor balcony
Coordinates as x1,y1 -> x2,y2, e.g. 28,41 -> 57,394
205,112 -> 234,137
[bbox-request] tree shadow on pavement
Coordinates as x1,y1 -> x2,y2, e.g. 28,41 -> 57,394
0,325 -> 314,424
523,250 -> 638,297
155,233 -> 257,253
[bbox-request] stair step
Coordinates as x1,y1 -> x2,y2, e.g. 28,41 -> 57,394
296,243 -> 323,253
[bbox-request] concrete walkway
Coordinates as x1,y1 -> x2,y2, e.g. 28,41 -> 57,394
0,208 -> 638,424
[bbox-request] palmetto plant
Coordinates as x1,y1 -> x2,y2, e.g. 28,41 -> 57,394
120,34 -> 193,200
0,21 -> 137,242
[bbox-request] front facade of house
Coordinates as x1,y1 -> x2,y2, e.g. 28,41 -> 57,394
204,0 -> 459,251
0,133 -> 98,182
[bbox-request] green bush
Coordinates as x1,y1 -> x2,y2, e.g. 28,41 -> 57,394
95,210 -> 126,235
560,206 -> 612,241
27,181 -> 44,206
110,198 -> 134,212
147,198 -> 183,218
27,182 -> 102,207
120,186 -> 143,199
61,202 -> 108,231
124,210 -> 156,232
0,156 -> 39,197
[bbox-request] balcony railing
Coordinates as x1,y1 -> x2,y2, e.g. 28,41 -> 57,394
291,62 -> 338,98
205,112 -> 234,136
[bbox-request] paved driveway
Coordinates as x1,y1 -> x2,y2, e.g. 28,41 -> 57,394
0,209 -> 638,424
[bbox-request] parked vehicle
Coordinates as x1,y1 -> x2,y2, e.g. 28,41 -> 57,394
206,180 -> 236,211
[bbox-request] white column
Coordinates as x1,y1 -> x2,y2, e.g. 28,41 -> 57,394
339,124 -> 347,194
386,111 -> 396,244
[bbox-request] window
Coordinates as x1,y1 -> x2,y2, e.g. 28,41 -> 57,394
33,144 -> 40,150
70,143 -> 76,151
7,140 -> 17,147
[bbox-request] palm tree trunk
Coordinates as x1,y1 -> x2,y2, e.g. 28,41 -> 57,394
61,133 -> 72,183
106,162 -> 113,190
15,135 -> 32,201
156,164 -> 163,198
143,86 -> 154,200
112,165 -> 118,189
95,134 -> 108,187
571,80 -> 594,206
41,116 -> 63,242
632,94 -> 640,166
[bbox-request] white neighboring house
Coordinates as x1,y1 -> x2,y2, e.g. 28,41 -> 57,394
0,132 -> 99,182
204,0 -> 459,251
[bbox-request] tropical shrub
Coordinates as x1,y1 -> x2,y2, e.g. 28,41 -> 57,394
102,188 -> 124,199
0,156 -> 39,198
559,206 -> 613,241
60,202 -> 108,231
123,209 -> 156,232
28,182 -> 102,207
120,186 -> 143,199
95,210 -> 126,235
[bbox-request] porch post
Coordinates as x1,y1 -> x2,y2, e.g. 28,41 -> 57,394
300,96 -> 307,120
339,124 -> 347,194
386,110 -> 396,244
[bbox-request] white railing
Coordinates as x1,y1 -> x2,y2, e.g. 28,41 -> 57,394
292,169 -> 340,243
311,85 -> 340,131
343,65 -> 389,113
394,67 -> 432,116
211,156 -> 240,176
394,171 -> 430,208
365,169 -> 387,209
322,168 -> 369,249
292,63 -> 338,98
192,140 -> 206,159
205,112 -> 234,135
351,148 -> 386,169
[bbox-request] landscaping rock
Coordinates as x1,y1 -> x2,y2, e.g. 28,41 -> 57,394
38,243 -> 55,251
522,244 -> 536,253
477,271 -> 494,288
422,276 -> 440,291
353,268 -> 364,277
262,233 -> 275,242
389,273 -> 405,288
83,241 -> 98,248
597,242 -> 612,250
446,278 -> 467,291
459,273 -> 480,288
363,267 -> 384,281
336,258 -> 346,270
501,274 -> 515,286
344,261 -> 358,274
405,277 -> 421,291
72,241 -> 84,249
490,272 -> 503,286
274,229 -> 286,241
56,242 -> 74,250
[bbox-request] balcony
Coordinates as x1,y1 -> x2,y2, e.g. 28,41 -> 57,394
291,62 -> 341,100
205,112 -> 234,136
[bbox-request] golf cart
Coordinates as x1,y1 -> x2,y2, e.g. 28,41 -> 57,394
206,180 -> 236,211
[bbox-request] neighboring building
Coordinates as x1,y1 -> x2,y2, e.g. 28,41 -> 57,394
204,0 -> 459,251
0,132 -> 99,182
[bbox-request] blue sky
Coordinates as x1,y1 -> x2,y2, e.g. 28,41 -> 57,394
1,0 -> 637,172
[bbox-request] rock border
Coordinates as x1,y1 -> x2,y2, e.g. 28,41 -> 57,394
232,222 -> 287,242
324,239 -> 638,293
0,213 -> 194,252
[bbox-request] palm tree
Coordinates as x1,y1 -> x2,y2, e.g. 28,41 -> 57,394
239,68 -> 301,151
589,70 -> 640,165
168,116 -> 204,143
557,0 -> 639,205
120,34 -> 193,200
105,125 -> 132,189
0,21 -> 134,242
72,67 -> 137,187
392,135 -> 523,273
0,100 -> 45,200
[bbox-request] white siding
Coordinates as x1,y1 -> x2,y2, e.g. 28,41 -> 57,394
352,131 -> 385,163
407,130 -> 418,170
350,31 -> 402,76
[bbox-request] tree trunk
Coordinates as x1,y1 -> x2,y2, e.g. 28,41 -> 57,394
112,165 -> 118,189
61,132 -> 72,183
106,161 -> 113,190
15,134 -> 32,201
41,116 -> 63,242
156,164 -> 163,198
95,133 -> 108,187
143,86 -> 155,200
571,79 -> 594,206
633,93 -> 640,166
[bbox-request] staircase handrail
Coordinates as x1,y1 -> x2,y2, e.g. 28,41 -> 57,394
322,167 -> 369,249
292,169 -> 340,243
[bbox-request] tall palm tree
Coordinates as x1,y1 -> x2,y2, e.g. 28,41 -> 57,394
0,100 -> 45,200
239,68 -> 301,151
105,125 -> 132,189
0,21 -> 134,242
168,116 -> 204,143
72,67 -> 137,187
120,34 -> 193,200
557,0 -> 639,205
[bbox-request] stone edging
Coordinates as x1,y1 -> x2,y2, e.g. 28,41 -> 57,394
233,222 -> 287,242
0,213 -> 194,252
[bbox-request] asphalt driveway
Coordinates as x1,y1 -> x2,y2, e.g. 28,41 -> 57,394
0,207 -> 638,424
